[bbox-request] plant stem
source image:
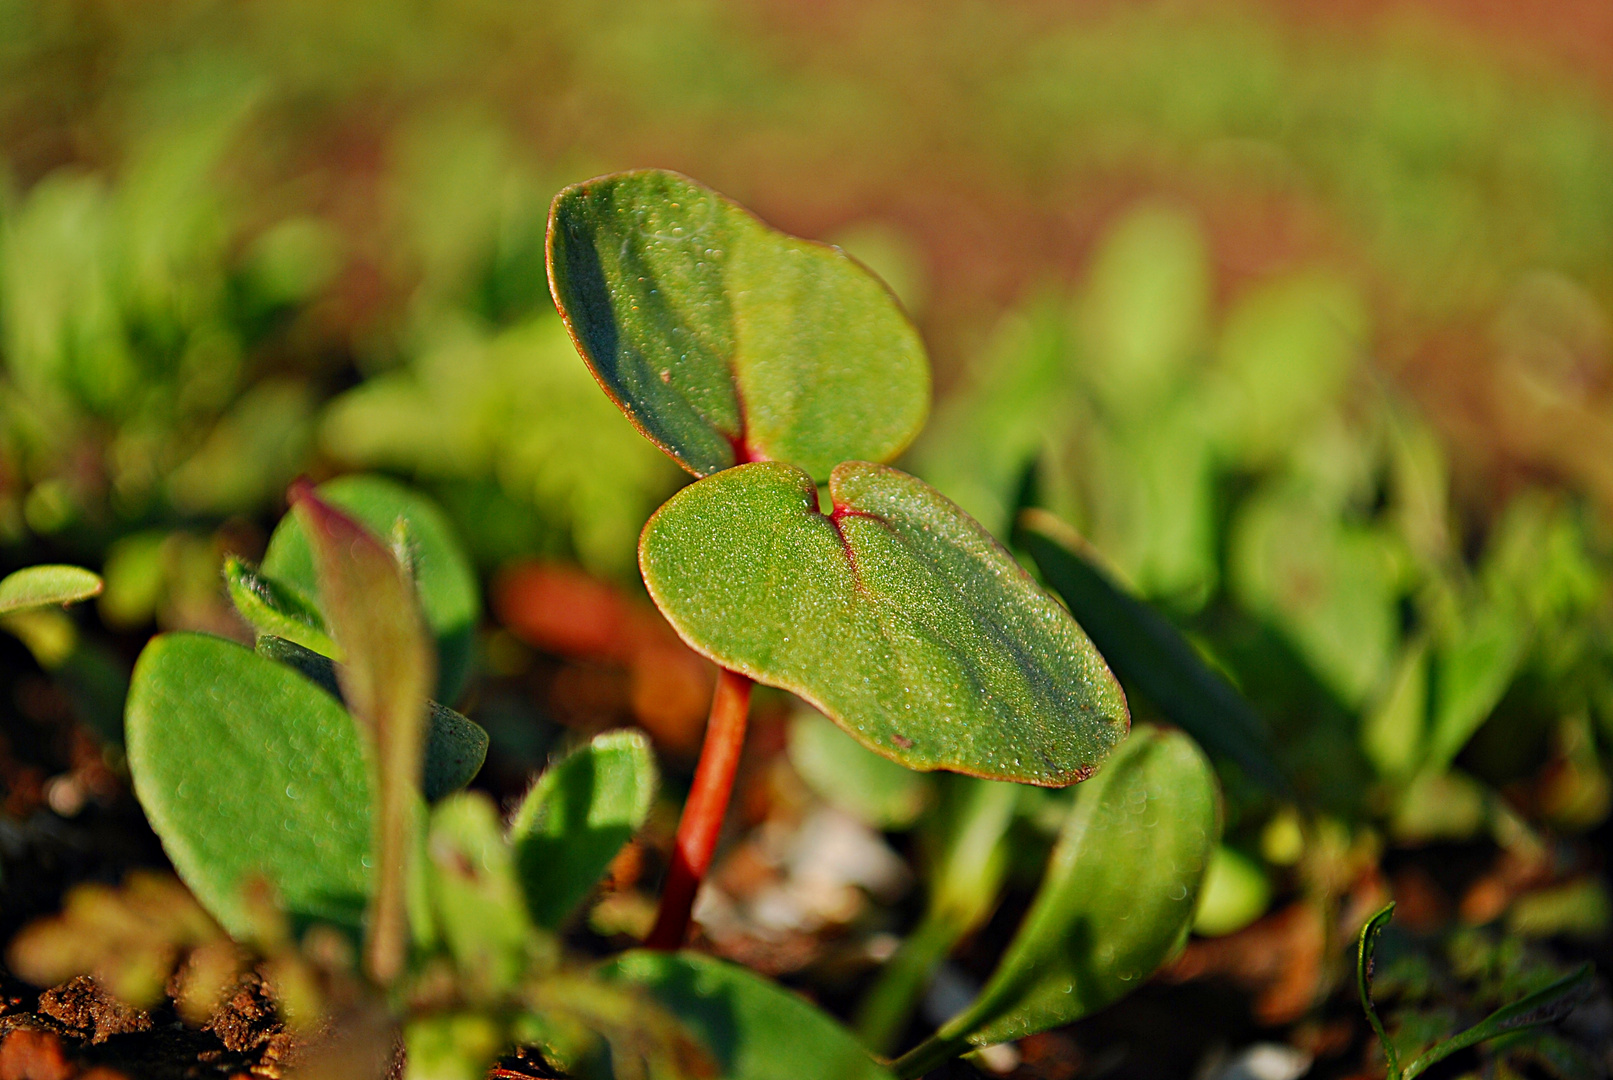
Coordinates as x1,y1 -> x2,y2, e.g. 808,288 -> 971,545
854,909 -> 965,1054
645,667 -> 752,950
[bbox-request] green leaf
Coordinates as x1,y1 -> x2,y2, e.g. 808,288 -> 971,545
425,792 -> 535,996
787,708 -> 934,830
263,474 -> 480,701
224,556 -> 339,658
598,950 -> 894,1080
1423,607 -> 1527,775
255,636 -> 487,801
0,565 -> 103,614
291,481 -> 434,985
892,726 -> 1218,1077
1017,509 -> 1287,793
125,633 -> 372,938
1402,964 -> 1594,1080
510,730 -> 657,928
641,461 -> 1128,787
547,170 -> 929,482
1191,845 -> 1271,937
1356,901 -> 1399,1080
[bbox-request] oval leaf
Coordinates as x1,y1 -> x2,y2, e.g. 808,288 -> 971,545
597,950 -> 893,1080
426,792 -> 534,995
255,635 -> 487,801
893,726 -> 1218,1076
125,633 -> 372,938
0,565 -> 103,614
510,730 -> 657,928
547,170 -> 930,481
263,474 -> 479,701
1016,509 -> 1287,794
788,708 -> 934,830
640,461 -> 1128,786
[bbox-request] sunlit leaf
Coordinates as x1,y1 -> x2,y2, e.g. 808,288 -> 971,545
891,726 -> 1218,1077
1191,845 -> 1271,937
0,564 -> 103,614
125,633 -> 372,938
510,730 -> 657,929
642,462 -> 1127,786
256,635 -> 487,801
547,170 -> 929,481
1016,509 -> 1286,793
264,474 -> 479,701
598,950 -> 894,1080
225,556 -> 339,658
291,481 -> 433,986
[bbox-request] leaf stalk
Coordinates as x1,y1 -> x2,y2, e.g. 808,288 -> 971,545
645,667 -> 752,950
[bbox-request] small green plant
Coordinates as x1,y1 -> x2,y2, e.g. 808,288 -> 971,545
18,172 -> 1228,1078
1355,903 -> 1594,1080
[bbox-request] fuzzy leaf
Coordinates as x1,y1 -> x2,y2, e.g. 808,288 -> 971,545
547,170 -> 929,482
1016,509 -> 1286,793
0,565 -> 102,614
125,633 -> 372,938
255,635 -> 487,800
640,461 -> 1128,786
263,474 -> 479,700
291,481 -> 433,985
510,730 -> 657,928
893,727 -> 1218,1077
225,556 -> 339,658
598,950 -> 894,1080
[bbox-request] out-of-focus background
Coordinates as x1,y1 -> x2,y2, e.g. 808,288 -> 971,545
5,2 -> 1613,1077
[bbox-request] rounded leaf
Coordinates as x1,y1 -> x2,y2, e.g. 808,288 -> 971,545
125,633 -> 372,937
547,170 -> 929,481
263,475 -> 479,700
0,565 -> 102,614
640,461 -> 1128,786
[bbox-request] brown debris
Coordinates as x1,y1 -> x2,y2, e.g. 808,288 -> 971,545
34,980 -> 149,1047
1163,902 -> 1326,1025
204,973 -> 281,1055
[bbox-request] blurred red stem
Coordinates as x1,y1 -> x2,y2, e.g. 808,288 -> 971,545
645,667 -> 752,950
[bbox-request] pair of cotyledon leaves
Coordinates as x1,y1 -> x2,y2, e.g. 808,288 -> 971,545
549,169 -> 1128,786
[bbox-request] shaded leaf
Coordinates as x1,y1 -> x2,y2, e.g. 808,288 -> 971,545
787,708 -> 934,830
0,564 -> 102,614
1016,509 -> 1286,793
426,793 -> 535,995
1356,902 -> 1399,1079
892,726 -> 1218,1077
264,474 -> 479,700
125,633 -> 372,937
547,170 -> 929,481
1423,608 -> 1527,775
1403,964 -> 1594,1080
598,950 -> 893,1080
225,556 -> 339,658
641,462 -> 1128,786
291,481 -> 433,986
256,635 -> 487,801
511,730 -> 657,928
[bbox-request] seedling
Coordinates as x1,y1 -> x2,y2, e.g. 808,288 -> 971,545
1355,903 -> 1594,1080
547,169 -> 1133,947
25,172 -> 1230,1078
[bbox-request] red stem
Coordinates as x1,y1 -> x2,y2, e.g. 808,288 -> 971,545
645,667 -> 753,950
